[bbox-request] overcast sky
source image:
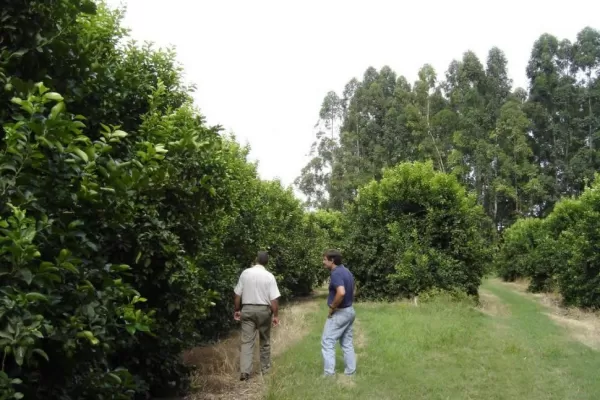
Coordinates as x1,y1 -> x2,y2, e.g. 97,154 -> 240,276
106,0 -> 599,190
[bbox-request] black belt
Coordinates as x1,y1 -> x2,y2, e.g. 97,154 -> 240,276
242,303 -> 270,307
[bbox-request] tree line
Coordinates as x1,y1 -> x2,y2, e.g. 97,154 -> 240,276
297,27 -> 600,230
0,2 -> 339,398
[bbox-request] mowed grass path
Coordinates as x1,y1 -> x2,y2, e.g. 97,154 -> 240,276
264,280 -> 600,400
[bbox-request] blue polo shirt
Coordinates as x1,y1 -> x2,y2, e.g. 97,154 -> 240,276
327,265 -> 354,308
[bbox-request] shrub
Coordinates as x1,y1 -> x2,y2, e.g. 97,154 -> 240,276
497,177 -> 600,308
555,180 -> 600,308
344,161 -> 492,300
494,218 -> 544,282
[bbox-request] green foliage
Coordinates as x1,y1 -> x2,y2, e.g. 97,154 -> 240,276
553,180 -> 600,308
496,176 -> 600,308
0,2 -> 337,399
418,287 -> 476,305
494,218 -> 545,283
344,161 -> 493,300
0,83 -> 153,398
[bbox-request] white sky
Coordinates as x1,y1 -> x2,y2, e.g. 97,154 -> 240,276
106,0 -> 599,190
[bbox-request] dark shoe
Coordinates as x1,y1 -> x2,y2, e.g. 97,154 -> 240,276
240,373 -> 250,381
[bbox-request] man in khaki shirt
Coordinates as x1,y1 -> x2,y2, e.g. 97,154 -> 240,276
234,251 -> 281,381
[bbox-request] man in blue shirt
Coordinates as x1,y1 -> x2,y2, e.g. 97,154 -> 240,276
321,249 -> 356,377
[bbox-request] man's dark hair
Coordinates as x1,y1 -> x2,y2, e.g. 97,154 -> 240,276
257,251 -> 269,266
323,249 -> 342,265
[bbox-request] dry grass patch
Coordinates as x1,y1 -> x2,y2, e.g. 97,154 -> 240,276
477,290 -> 510,317
494,278 -> 600,350
545,313 -> 600,350
496,277 -> 531,293
539,296 -> 600,350
353,318 -> 367,350
183,296 -> 320,400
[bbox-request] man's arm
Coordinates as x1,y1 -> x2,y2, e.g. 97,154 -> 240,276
329,271 -> 345,315
270,275 -> 281,326
234,294 -> 242,312
329,285 -> 346,310
233,274 -> 243,321
270,299 -> 278,318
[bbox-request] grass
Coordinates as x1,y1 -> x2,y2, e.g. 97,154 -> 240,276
263,279 -> 600,400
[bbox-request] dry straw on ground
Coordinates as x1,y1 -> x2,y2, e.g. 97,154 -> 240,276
183,296 -> 320,400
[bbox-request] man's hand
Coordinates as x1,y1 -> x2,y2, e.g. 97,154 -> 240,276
234,311 -> 241,321
328,307 -> 335,318
272,316 -> 279,327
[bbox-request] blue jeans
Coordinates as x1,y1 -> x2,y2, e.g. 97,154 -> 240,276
321,306 -> 356,376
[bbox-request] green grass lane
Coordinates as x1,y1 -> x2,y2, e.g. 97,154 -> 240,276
265,280 -> 600,400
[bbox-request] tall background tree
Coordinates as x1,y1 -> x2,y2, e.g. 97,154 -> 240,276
296,26 -> 600,230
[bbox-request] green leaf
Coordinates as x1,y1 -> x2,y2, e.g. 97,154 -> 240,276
26,292 -> 49,302
72,148 -> 89,162
68,220 -> 84,229
14,393 -> 24,400
11,49 -> 28,58
110,264 -> 130,272
106,372 -> 122,384
125,325 -> 136,335
135,323 -> 150,332
37,136 -> 54,148
43,92 -> 64,102
0,331 -> 14,341
10,97 -> 22,105
0,163 -> 17,172
39,262 -> 55,271
49,101 -> 65,120
35,82 -> 49,94
61,262 -> 78,273
14,346 -> 25,366
77,330 -> 99,345
111,130 -> 128,138
20,269 -> 33,285
32,348 -> 49,362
